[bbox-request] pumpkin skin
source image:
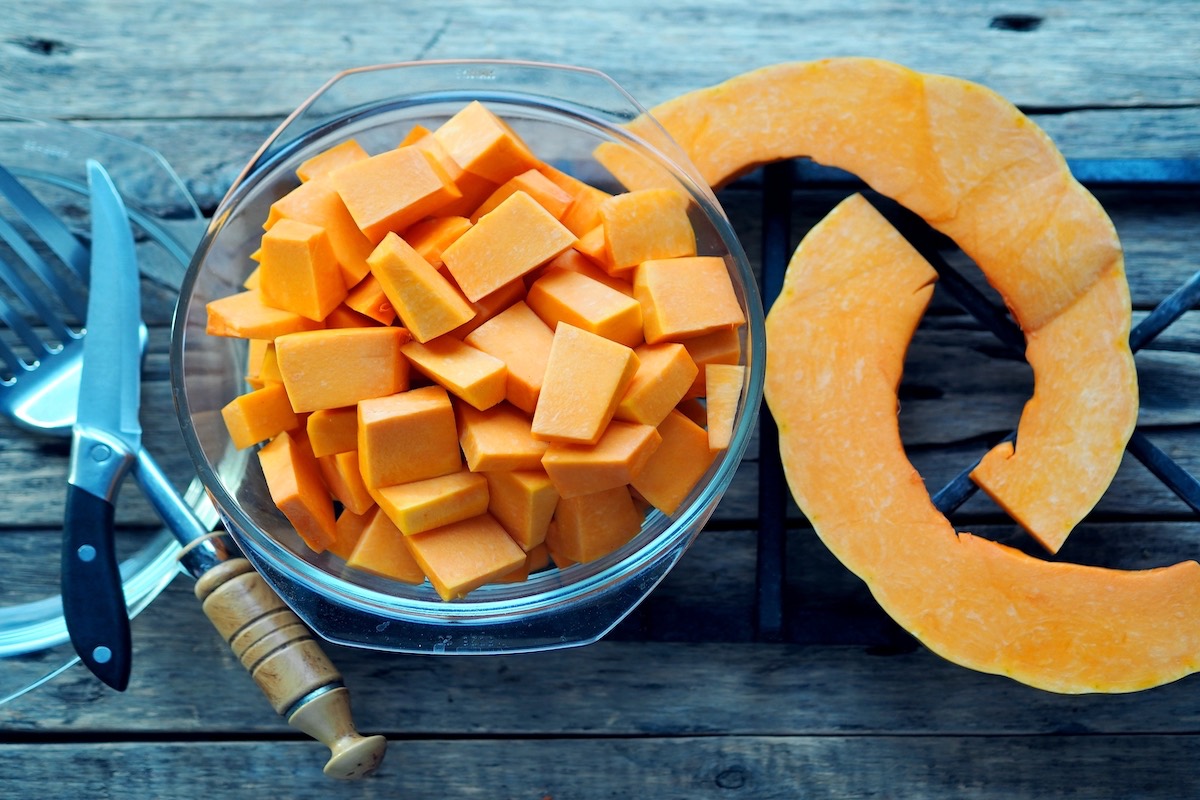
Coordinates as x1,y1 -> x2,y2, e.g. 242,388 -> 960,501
765,194 -> 1200,694
648,57 -> 1138,553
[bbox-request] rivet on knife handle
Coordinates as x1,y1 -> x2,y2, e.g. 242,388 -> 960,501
193,558 -> 387,780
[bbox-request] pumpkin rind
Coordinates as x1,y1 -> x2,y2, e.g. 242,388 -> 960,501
765,194 -> 1200,694
648,56 -> 1137,552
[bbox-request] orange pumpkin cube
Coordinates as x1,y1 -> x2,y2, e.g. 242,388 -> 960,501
257,430 -> 337,553
206,290 -> 321,339
599,188 -> 697,271
615,342 -> 699,427
346,508 -> 427,584
541,420 -> 662,499
258,218 -> 347,322
463,300 -> 554,414
372,467 -> 489,536
433,100 -> 542,185
484,469 -> 559,551
532,323 -> 639,445
221,382 -> 301,450
266,177 -> 375,287
401,337 -> 508,411
634,256 -> 746,344
630,409 -> 716,515
318,449 -> 374,515
457,402 -> 548,472
404,513 -> 526,600
332,146 -> 462,243
547,484 -> 643,563
441,190 -> 576,302
274,326 -> 410,412
526,266 -> 644,348
367,232 -> 475,342
357,385 -> 461,488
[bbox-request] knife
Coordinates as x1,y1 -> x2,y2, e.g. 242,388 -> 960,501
60,160 -> 142,691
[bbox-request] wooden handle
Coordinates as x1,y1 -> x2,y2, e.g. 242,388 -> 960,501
194,558 -> 387,780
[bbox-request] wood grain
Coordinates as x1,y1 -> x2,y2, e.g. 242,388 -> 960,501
3,1 -> 1199,798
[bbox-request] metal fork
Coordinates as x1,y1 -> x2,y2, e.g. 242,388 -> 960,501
0,165 -> 90,433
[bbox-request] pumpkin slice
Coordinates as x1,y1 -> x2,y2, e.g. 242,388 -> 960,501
765,194 -> 1200,694
649,56 -> 1137,552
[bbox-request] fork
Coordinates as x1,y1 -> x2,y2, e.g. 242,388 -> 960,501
0,163 -> 387,778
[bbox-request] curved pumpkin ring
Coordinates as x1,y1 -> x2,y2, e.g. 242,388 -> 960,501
763,192 -> 1198,694
647,57 -> 1138,554
633,59 -> 1189,693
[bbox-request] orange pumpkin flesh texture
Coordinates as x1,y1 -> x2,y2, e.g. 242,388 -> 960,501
645,59 -> 1197,693
765,193 -> 1200,694
649,57 -> 1138,554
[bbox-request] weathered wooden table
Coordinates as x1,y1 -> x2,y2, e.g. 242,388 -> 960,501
2,2 -> 1198,797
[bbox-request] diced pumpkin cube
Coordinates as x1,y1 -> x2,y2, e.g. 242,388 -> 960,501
681,326 -> 742,395
630,409 -> 717,515
539,164 -> 612,237
532,323 -> 639,445
458,402 -> 549,471
615,342 -> 699,426
433,100 -> 542,185
244,338 -> 272,389
541,420 -> 662,499
318,449 -> 374,515
357,385 -> 461,488
332,146 -> 462,243
404,215 -> 473,269
346,508 -> 427,584
372,467 -> 489,536
401,123 -> 499,218
296,138 -> 369,183
463,300 -> 554,414
401,337 -> 507,411
536,248 -> 634,297
635,256 -> 746,344
330,505 -> 375,561
343,273 -> 396,325
306,406 -> 358,458
470,168 -> 574,222
496,542 -> 551,583
258,218 -> 347,322
257,430 -> 337,553
705,364 -> 746,450
599,188 -> 697,270
275,326 -> 410,412
206,290 -> 322,339
526,266 -> 644,348
441,190 -> 576,302
547,484 -> 643,563
572,225 -> 611,268
484,469 -> 559,551
367,232 -> 475,342
447,278 -> 527,340
404,513 -> 527,600
266,177 -> 374,287
221,382 -> 301,450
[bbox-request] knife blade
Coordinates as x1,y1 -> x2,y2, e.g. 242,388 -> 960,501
60,160 -> 143,691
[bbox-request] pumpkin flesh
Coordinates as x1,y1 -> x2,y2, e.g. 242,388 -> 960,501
649,56 -> 1138,553
766,194 -> 1200,693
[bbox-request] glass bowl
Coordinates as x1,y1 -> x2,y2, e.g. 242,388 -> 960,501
171,60 -> 765,655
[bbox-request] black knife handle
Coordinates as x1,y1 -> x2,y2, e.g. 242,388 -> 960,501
62,484 -> 132,691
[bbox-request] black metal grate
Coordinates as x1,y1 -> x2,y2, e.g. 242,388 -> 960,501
745,157 -> 1200,643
